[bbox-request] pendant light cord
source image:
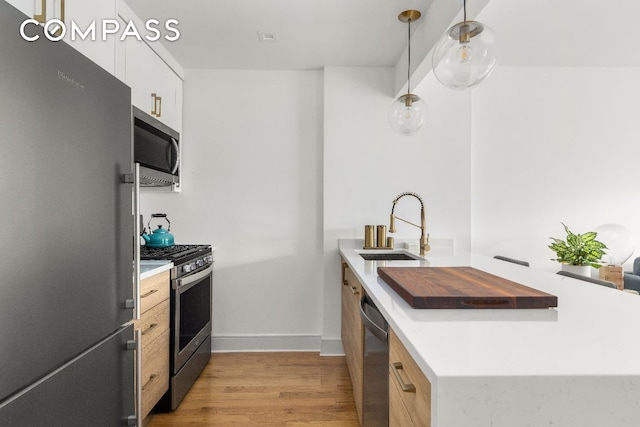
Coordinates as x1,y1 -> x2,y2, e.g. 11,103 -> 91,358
407,17 -> 411,94
463,0 -> 467,22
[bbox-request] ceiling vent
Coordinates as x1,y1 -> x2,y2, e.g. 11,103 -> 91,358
257,32 -> 278,42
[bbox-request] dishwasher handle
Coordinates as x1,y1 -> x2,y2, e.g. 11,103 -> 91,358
360,295 -> 388,344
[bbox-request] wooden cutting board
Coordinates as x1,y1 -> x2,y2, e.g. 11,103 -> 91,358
377,266 -> 557,309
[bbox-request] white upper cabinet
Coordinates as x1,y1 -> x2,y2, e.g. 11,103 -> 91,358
7,0 -> 183,132
7,0 -> 118,74
117,0 -> 184,132
63,0 -> 117,74
5,0 -> 35,17
123,36 -> 183,133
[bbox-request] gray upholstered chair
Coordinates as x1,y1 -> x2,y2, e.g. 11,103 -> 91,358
623,258 -> 640,293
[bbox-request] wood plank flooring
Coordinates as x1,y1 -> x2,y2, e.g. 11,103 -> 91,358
148,352 -> 360,426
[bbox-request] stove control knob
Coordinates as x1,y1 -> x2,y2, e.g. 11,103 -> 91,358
183,264 -> 193,273
206,255 -> 214,263
196,259 -> 204,267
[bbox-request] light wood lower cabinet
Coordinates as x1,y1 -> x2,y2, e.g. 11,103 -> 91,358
341,260 -> 364,424
389,328 -> 431,427
135,270 -> 170,419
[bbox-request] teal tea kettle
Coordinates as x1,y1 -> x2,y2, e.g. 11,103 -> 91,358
141,213 -> 175,248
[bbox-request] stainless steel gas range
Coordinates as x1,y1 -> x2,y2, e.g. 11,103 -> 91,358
140,244 -> 214,410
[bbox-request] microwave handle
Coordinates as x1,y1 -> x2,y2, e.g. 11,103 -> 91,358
170,137 -> 180,174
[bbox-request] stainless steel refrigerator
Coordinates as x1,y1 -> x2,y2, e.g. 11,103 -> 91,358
0,1 -> 137,424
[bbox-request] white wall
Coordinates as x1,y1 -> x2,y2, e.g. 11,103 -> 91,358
142,66 -> 472,353
141,69 -> 324,351
322,67 -> 472,351
471,66 -> 640,271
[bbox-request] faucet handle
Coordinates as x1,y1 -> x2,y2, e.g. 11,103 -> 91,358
420,234 -> 431,255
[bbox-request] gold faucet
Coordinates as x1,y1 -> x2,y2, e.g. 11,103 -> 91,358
389,192 -> 430,256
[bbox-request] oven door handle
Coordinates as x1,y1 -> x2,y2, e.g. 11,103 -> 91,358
176,265 -> 213,290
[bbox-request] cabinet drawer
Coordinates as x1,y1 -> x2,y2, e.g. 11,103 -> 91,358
390,374 -> 416,426
140,329 -> 170,418
134,299 -> 169,347
140,270 -> 170,315
389,328 -> 431,427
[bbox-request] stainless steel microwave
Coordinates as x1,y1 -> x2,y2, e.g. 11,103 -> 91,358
133,106 -> 180,188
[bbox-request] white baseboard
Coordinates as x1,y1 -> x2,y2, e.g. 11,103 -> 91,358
320,338 -> 345,356
212,334 -> 320,352
211,335 -> 346,356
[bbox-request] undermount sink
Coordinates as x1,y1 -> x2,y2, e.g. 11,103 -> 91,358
359,252 -> 422,261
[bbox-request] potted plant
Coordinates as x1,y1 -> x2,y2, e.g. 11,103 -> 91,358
548,223 -> 608,276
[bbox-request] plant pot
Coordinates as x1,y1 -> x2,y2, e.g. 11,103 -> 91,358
561,264 -> 591,277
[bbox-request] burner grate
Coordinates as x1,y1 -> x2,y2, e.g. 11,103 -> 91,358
140,244 -> 210,262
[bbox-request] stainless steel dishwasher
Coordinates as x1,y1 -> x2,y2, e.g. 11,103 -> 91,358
360,294 -> 389,427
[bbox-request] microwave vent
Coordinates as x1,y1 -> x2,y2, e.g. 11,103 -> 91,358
139,165 -> 179,187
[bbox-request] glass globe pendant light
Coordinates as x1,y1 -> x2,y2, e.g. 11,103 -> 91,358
388,10 -> 428,136
432,0 -> 498,90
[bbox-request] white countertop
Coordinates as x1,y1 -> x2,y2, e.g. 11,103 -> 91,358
140,260 -> 173,280
339,239 -> 640,426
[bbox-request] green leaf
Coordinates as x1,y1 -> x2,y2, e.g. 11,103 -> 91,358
548,223 -> 607,266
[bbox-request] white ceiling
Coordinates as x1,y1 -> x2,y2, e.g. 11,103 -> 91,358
480,0 -> 640,68
124,0 -> 640,72
123,0 -> 434,70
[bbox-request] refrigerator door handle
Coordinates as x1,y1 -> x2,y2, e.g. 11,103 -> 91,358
124,163 -> 141,320
126,329 -> 142,426
135,328 -> 142,427
133,163 -> 141,320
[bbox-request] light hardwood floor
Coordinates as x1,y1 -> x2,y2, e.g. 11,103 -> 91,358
148,352 -> 360,426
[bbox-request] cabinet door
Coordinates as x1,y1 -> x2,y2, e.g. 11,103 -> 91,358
5,0 -> 34,16
6,0 -> 117,74
141,329 -> 170,418
154,59 -> 183,132
389,377 -> 416,427
63,0 -> 117,74
135,271 -> 171,418
0,325 -> 136,426
124,36 -> 183,132
389,328 -> 431,427
341,261 -> 364,424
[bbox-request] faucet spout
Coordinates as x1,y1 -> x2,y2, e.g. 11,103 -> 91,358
389,192 -> 430,256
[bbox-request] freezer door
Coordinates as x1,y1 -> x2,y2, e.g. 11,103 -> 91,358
0,324 -> 136,426
0,2 -> 134,401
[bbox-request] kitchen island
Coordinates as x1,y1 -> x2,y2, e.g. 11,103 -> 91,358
339,239 -> 640,426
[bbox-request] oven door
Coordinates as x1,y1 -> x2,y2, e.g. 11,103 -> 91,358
173,265 -> 212,374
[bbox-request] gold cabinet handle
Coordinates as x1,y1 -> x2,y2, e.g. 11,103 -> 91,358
350,286 -> 359,295
140,289 -> 158,299
391,362 -> 416,393
34,0 -> 46,23
141,374 -> 158,391
141,323 -> 158,335
151,93 -> 162,117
